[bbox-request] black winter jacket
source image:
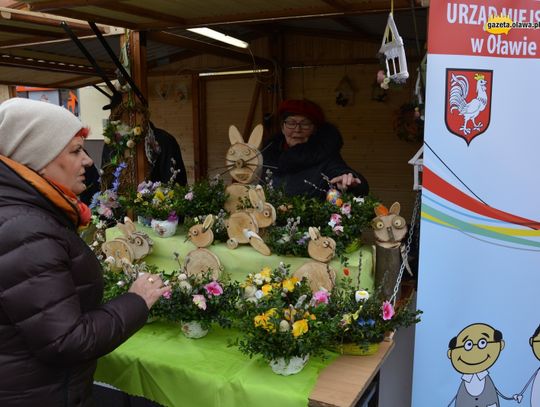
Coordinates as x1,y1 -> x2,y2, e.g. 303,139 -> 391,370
262,123 -> 369,199
0,157 -> 149,407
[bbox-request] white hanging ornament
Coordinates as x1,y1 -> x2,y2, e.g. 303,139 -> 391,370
379,13 -> 409,84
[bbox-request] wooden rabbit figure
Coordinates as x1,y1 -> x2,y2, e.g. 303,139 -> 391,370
293,227 -> 337,293
102,217 -> 154,269
223,124 -> 263,213
247,185 -> 276,230
372,202 -> 408,300
225,210 -> 272,256
184,215 -> 222,279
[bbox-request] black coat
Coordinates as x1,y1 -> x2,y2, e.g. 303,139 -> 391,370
261,123 -> 369,198
0,157 -> 149,407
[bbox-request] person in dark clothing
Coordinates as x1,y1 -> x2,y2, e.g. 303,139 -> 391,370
146,122 -> 188,186
101,122 -> 188,186
262,99 -> 369,199
0,98 -> 169,406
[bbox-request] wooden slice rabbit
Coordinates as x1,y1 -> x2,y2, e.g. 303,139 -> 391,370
247,185 -> 276,229
184,215 -> 222,279
372,202 -> 407,249
293,227 -> 337,292
225,210 -> 271,256
372,202 -> 410,300
102,217 -> 154,269
223,124 -> 263,213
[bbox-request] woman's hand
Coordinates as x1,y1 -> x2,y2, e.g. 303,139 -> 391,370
330,173 -> 362,192
129,273 -> 170,310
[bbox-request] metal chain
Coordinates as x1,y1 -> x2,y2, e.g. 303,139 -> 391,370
390,190 -> 422,305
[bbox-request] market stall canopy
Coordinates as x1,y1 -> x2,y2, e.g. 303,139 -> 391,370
0,6 -> 121,87
1,0 -> 427,87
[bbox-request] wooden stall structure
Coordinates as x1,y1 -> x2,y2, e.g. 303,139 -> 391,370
0,0 -> 427,220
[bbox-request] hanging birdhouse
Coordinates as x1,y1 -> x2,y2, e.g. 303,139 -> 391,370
379,13 -> 409,84
408,146 -> 423,191
335,75 -> 355,107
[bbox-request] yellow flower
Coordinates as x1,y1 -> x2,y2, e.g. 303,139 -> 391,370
133,126 -> 142,136
292,319 -> 309,337
260,267 -> 271,280
254,308 -> 277,332
282,277 -> 299,292
154,190 -> 165,201
261,284 -> 273,296
303,311 -> 316,321
283,307 -> 297,321
341,313 -> 352,326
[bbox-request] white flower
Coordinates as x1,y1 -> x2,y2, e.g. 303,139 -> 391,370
355,290 -> 370,302
353,196 -> 365,204
104,256 -> 116,265
244,285 -> 257,298
179,281 -> 192,292
255,289 -> 264,299
279,320 -> 290,332
126,139 -> 136,148
103,136 -> 111,145
178,273 -> 188,281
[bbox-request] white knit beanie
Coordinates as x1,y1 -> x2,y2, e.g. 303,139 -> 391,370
0,97 -> 84,171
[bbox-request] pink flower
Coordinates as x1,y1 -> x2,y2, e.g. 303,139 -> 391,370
185,191 -> 194,200
382,301 -> 395,320
204,281 -> 223,296
192,294 -> 207,310
328,213 -> 342,227
333,225 -> 344,235
313,289 -> 330,305
340,203 -> 351,217
162,290 -> 172,299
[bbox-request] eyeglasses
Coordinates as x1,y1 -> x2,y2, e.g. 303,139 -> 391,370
283,119 -> 313,130
453,338 -> 499,351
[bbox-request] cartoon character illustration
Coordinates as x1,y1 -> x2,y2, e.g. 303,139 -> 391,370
513,324 -> 540,405
449,73 -> 488,135
447,323 -> 514,407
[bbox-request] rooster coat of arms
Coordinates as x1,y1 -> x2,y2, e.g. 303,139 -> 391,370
445,68 -> 493,145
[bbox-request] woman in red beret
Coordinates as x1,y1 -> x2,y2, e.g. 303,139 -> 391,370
262,99 -> 369,198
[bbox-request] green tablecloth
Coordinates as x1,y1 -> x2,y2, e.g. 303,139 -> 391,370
98,226 -> 373,406
107,225 -> 375,290
95,322 -> 338,407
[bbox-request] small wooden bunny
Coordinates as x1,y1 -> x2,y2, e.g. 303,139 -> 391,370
184,215 -> 222,279
246,185 -> 276,230
293,227 -> 337,293
223,124 -> 263,213
225,210 -> 271,256
102,217 -> 154,269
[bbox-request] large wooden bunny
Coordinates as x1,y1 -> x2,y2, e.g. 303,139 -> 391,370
102,217 -> 154,269
184,215 -> 222,279
372,202 -> 408,299
293,227 -> 337,293
223,124 -> 263,213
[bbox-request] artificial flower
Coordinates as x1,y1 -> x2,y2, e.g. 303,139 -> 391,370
355,290 -> 370,302
292,319 -> 309,338
204,281 -> 224,296
282,277 -> 298,292
382,301 -> 395,320
192,294 -> 207,310
313,289 -> 330,305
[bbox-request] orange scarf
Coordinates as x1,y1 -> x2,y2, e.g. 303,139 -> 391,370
0,155 -> 91,228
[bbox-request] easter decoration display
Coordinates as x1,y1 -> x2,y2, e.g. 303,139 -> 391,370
184,215 -> 222,280
102,217 -> 154,269
293,227 -> 337,293
223,124 -> 263,214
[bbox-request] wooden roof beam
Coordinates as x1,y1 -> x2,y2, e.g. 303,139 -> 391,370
147,31 -> 273,68
281,26 -> 379,43
0,52 -> 112,75
25,0 -> 112,12
26,8 -> 141,29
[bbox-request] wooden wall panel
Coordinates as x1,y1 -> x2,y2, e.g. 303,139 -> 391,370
205,76 -> 262,184
147,74 -> 196,183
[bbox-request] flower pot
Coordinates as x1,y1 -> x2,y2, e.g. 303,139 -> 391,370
151,218 -> 178,238
181,321 -> 209,339
335,342 -> 380,356
269,355 -> 309,375
137,215 -> 152,227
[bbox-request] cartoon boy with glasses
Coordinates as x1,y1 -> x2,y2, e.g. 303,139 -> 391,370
447,323 -> 514,407
512,324 -> 540,405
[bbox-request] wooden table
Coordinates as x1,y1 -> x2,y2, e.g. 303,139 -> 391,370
309,340 -> 394,407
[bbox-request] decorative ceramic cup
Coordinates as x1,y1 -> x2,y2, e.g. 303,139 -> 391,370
269,354 -> 309,375
151,218 -> 178,238
181,320 -> 209,339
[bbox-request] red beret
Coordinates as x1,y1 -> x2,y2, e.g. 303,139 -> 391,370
277,99 -> 325,125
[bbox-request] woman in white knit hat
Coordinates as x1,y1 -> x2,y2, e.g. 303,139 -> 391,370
0,98 -> 168,406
